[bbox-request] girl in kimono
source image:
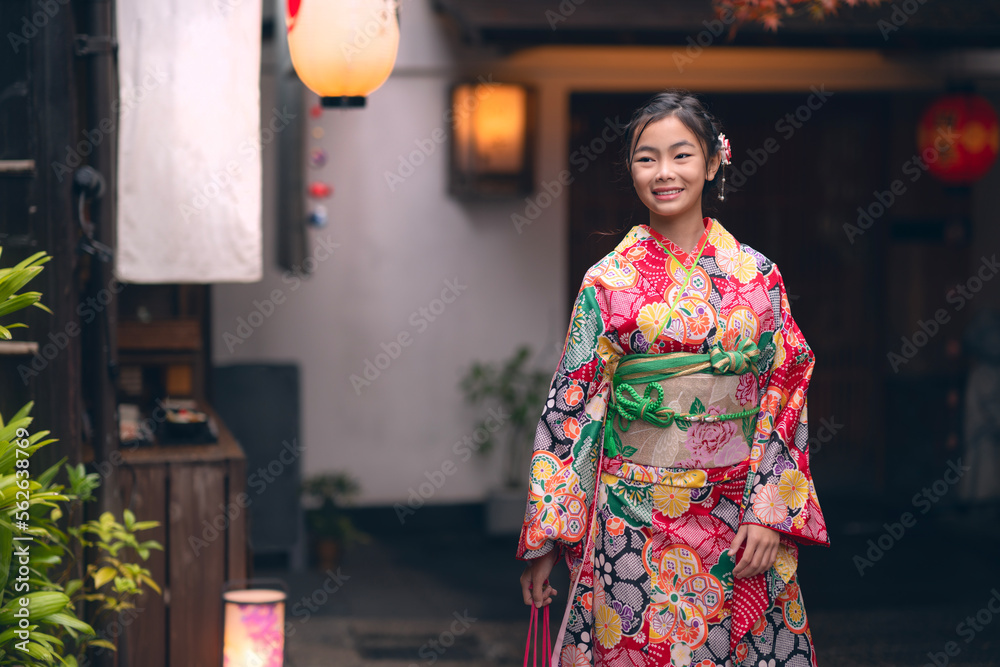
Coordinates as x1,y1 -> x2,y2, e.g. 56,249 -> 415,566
516,89 -> 829,667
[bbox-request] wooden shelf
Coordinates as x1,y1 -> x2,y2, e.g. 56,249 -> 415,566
119,403 -> 244,465
112,285 -> 241,666
118,319 -> 202,351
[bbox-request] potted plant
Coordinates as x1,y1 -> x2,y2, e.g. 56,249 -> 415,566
300,472 -> 369,571
459,345 -> 550,535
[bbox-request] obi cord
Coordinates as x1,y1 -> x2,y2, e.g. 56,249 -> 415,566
603,335 -> 762,458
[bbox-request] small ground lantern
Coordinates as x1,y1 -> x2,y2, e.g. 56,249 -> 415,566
449,81 -> 536,199
917,93 -> 999,185
285,0 -> 401,107
222,583 -> 287,667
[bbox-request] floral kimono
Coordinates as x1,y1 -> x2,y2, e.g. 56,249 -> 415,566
516,218 -> 830,667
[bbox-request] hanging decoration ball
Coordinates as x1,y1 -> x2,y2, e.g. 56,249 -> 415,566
917,93 -> 999,185
309,103 -> 323,119
309,148 -> 327,168
308,182 -> 333,199
285,0 -> 401,108
308,204 -> 328,227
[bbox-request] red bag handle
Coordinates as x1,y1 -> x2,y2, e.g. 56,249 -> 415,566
523,601 -> 551,667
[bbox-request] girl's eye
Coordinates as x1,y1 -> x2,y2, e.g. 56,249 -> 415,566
675,153 -> 691,159
636,157 -> 652,162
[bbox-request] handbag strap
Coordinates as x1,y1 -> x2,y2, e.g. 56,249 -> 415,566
542,604 -> 550,665
523,602 -> 552,667
524,603 -> 536,667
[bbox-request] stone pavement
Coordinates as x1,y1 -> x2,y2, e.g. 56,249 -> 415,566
282,616 -> 526,667
280,609 -> 1000,667
259,501 -> 1000,667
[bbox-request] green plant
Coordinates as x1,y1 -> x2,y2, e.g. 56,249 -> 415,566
69,502 -> 163,615
301,472 -> 369,548
0,403 -> 79,664
0,408 -> 163,666
459,344 -> 550,489
0,249 -> 161,665
0,250 -> 52,340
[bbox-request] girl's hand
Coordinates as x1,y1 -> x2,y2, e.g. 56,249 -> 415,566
520,546 -> 560,607
729,523 -> 781,579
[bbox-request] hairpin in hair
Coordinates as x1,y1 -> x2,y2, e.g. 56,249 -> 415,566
718,132 -> 732,165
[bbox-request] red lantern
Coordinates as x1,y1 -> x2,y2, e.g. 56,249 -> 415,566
916,94 -> 999,185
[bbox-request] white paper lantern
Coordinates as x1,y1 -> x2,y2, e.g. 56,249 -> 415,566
285,0 -> 400,107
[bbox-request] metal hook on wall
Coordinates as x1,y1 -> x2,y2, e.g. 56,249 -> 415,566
73,165 -> 113,262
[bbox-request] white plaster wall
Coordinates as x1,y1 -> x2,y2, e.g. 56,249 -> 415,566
212,0 -> 571,506
213,1 -> 1000,506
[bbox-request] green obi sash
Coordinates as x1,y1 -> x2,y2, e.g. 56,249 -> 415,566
603,336 -> 764,461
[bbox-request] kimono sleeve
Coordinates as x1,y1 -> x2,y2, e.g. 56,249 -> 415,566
739,265 -> 830,547
515,277 -> 614,562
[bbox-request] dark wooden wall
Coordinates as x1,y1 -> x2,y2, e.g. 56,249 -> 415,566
0,0 -> 86,472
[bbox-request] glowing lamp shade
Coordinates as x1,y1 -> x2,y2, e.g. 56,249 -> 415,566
285,0 -> 400,107
453,84 -> 526,173
449,82 -> 536,199
917,94 -> 999,185
222,589 -> 286,667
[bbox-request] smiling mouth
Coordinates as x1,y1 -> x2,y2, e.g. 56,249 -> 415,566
653,188 -> 683,195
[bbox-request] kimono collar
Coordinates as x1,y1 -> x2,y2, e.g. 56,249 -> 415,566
640,217 -> 714,267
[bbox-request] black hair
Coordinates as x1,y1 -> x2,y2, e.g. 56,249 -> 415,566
589,89 -> 729,240
620,88 -> 727,210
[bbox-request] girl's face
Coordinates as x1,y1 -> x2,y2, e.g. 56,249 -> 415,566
629,114 -> 721,224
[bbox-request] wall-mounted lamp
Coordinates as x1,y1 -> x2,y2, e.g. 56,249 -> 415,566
449,81 -> 536,199
222,581 -> 287,666
285,0 -> 401,108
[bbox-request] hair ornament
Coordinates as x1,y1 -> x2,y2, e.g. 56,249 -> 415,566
717,132 -> 730,200
718,132 -> 732,165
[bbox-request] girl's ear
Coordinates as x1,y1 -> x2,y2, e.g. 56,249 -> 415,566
706,151 -> 722,180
